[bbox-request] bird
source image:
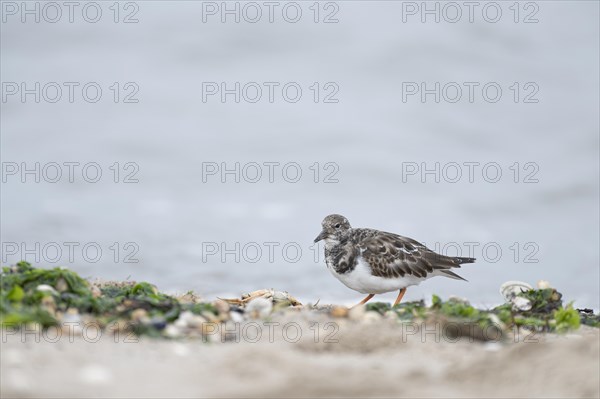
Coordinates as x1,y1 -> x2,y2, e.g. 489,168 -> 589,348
314,214 -> 476,307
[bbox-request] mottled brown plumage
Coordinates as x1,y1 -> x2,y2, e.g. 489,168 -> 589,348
315,214 -> 474,279
314,214 -> 476,306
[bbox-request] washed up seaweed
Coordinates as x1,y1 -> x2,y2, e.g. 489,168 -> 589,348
577,308 -> 600,328
1,262 -> 596,339
2,262 -> 185,334
492,286 -> 582,333
366,290 -> 582,341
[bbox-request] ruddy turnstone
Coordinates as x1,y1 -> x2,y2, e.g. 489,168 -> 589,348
314,214 -> 476,307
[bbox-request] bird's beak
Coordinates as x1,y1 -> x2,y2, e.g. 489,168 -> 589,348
314,230 -> 328,243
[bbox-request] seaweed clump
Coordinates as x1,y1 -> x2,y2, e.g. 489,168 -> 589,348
1,263 -> 596,339
577,308 -> 600,328
0,262 -> 216,337
493,287 -> 581,333
365,289 -> 588,341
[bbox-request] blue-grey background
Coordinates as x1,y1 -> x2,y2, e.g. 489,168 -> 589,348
1,1 -> 598,309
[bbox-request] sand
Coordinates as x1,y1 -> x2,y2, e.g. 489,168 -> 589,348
1,313 -> 599,399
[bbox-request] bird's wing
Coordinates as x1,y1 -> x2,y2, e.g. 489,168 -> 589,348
356,231 -> 468,280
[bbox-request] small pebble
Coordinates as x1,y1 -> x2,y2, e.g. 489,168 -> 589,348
61,309 -> 83,335
149,317 -> 167,330
164,324 -> 181,338
330,306 -> 349,318
91,285 -> 102,298
55,278 -> 68,292
41,296 -> 56,315
213,299 -> 230,314
174,319 -> 188,329
201,310 -> 219,323
36,284 -> 58,295
229,311 -> 245,323
537,280 -> 551,289
130,308 -> 148,322
187,315 -> 207,328
246,297 -> 273,318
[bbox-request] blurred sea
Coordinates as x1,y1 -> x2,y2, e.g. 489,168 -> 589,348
1,1 -> 598,308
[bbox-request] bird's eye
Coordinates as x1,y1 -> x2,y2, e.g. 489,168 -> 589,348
335,224 -> 341,228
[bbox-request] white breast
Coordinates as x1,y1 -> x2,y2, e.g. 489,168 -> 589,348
328,256 -> 427,294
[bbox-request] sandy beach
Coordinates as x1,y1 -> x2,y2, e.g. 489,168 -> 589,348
2,312 -> 599,399
2,2 -> 598,399
2,264 -> 599,398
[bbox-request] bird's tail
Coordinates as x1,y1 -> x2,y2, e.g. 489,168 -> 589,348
454,256 -> 476,264
424,253 -> 476,281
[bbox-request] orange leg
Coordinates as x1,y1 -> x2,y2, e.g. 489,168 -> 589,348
352,294 -> 375,308
392,288 -> 407,307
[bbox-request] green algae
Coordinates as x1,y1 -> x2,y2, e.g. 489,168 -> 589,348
2,261 -> 90,296
365,301 -> 391,314
2,262 -> 89,327
578,309 -> 600,327
1,262 -> 596,337
374,291 -> 585,336
554,304 -> 580,332
0,262 -> 227,336
1,262 -> 177,330
363,300 -> 428,320
392,300 -> 428,321
490,287 -> 579,333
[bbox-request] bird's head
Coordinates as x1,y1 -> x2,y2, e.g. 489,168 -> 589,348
314,214 -> 351,244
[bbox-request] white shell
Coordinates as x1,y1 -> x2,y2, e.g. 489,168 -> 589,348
36,284 -> 58,295
499,281 -> 533,302
174,311 -> 193,328
164,324 -> 181,338
512,296 -> 533,311
245,297 -> 273,318
537,280 -> 551,289
229,311 -> 245,323
272,290 -> 290,303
